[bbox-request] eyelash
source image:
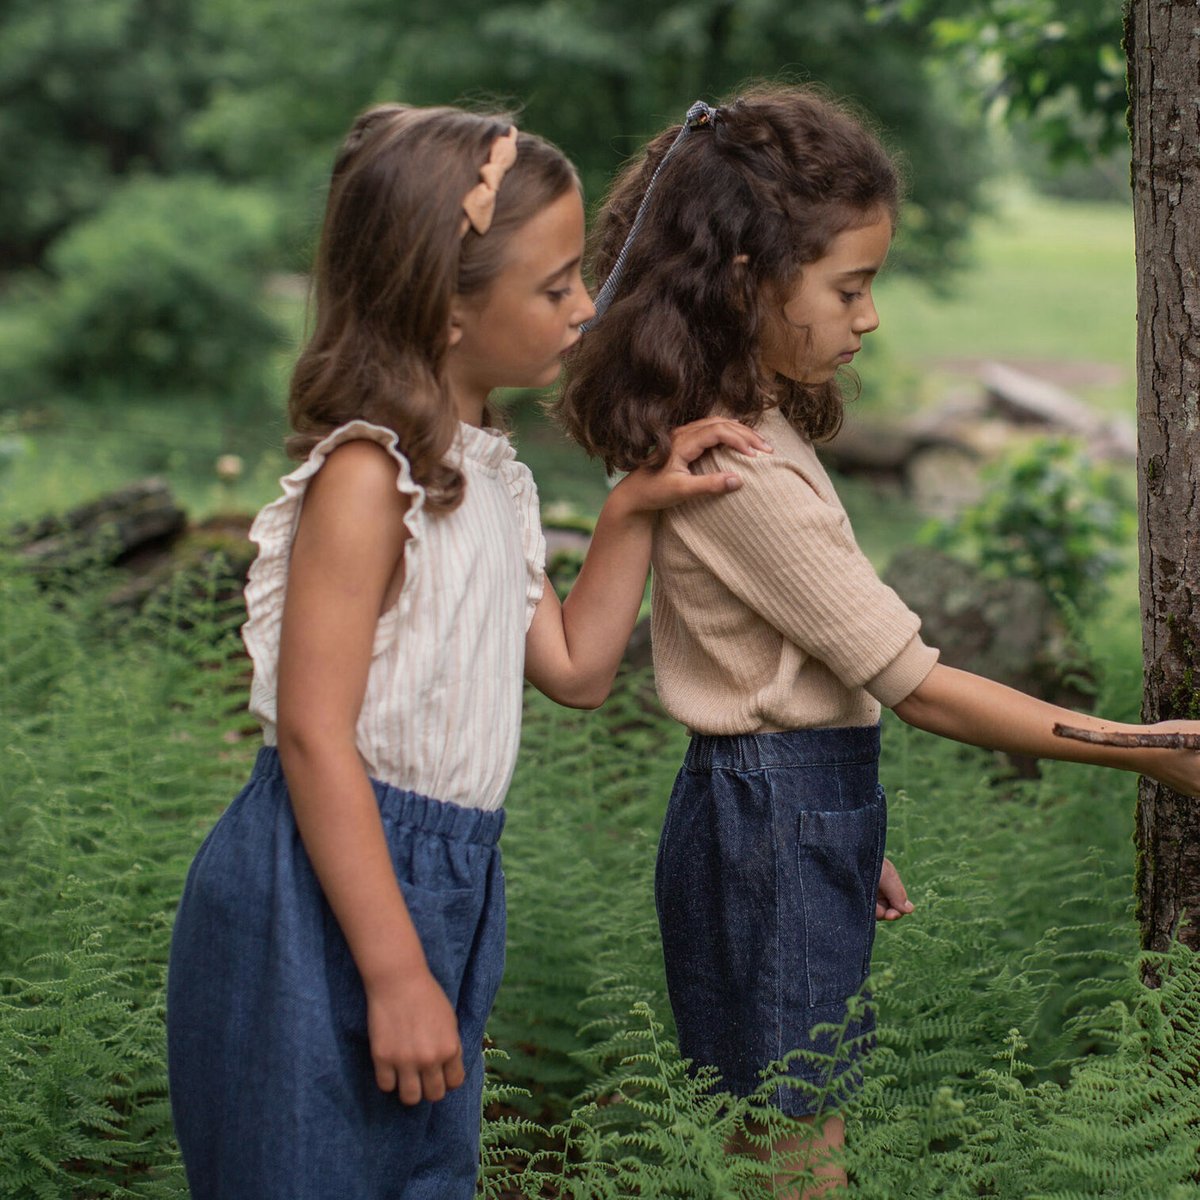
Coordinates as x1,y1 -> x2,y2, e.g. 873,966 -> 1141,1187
840,291 -> 862,304
547,286 -> 572,302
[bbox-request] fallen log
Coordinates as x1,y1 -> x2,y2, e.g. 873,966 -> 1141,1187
980,361 -> 1136,460
8,479 -> 258,615
13,477 -> 187,567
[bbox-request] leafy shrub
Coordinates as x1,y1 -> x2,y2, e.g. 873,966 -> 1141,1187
27,176 -> 286,401
0,555 -> 248,1198
926,437 -> 1134,611
5,547 -> 1200,1198
486,691 -> 1200,1198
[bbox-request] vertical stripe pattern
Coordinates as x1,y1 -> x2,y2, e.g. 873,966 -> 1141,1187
242,420 -> 544,811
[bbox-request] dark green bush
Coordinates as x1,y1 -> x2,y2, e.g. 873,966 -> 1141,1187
28,176 -> 286,401
926,437 -> 1134,612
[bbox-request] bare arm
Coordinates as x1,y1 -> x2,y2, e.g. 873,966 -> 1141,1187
275,440 -> 463,1105
525,417 -> 773,708
893,663 -> 1200,798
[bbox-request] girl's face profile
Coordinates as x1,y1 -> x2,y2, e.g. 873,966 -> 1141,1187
447,189 -> 595,409
759,211 -> 892,387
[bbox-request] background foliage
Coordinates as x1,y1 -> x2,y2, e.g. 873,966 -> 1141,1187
0,0 -> 998,413
869,0 -> 1128,162
4,554 -> 1200,1197
928,437 -> 1134,612
3,0 -> 1182,1195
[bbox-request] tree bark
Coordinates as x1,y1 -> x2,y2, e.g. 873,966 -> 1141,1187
1127,0 -> 1200,956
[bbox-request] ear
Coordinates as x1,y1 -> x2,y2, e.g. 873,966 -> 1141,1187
446,297 -> 466,349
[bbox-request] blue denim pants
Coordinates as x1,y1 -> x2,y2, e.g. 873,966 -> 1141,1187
655,724 -> 885,1117
167,748 -> 506,1199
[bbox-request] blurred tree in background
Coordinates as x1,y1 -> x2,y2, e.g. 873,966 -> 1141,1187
0,0 -> 998,408
0,0 -> 216,270
389,0 -> 991,273
869,0 -> 1126,162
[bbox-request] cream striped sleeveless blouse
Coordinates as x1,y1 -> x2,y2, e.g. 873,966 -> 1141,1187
242,419 -> 545,811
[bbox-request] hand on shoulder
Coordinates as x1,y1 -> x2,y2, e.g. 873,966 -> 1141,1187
611,416 -> 774,517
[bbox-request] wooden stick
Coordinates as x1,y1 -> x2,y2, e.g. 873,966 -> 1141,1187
1053,724 -> 1200,750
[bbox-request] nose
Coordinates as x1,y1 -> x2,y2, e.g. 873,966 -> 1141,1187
854,296 -> 880,335
575,287 -> 597,330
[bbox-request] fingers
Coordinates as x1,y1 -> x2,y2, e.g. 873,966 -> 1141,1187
683,472 -> 744,495
416,1048 -> 465,1103
375,1047 -> 466,1105
375,1061 -> 398,1094
396,1066 -> 424,1106
669,417 -> 773,465
420,1064 -> 448,1104
876,858 -> 915,921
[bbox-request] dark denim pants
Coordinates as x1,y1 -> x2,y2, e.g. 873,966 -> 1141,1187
655,724 -> 885,1117
167,747 -> 506,1199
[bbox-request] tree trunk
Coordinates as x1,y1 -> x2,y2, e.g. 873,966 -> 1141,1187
1127,0 -> 1200,957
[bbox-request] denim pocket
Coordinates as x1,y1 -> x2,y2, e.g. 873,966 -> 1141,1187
796,786 -> 885,1007
399,881 -> 484,1002
324,877 -> 483,1041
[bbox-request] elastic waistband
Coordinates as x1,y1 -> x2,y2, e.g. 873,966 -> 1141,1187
684,724 -> 880,771
251,746 -> 505,847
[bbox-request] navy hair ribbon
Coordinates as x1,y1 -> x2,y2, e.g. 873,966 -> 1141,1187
581,100 -> 716,333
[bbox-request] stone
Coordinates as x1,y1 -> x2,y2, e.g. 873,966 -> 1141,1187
883,546 -> 1097,774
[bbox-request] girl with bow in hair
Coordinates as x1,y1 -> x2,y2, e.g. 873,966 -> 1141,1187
166,103 -> 768,1199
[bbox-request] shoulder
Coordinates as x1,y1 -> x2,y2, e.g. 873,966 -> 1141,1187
299,438 -> 414,549
314,436 -> 409,487
309,439 -> 412,499
665,438 -> 846,557
695,439 -> 827,506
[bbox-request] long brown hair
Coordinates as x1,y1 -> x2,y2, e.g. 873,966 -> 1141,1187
288,104 -> 578,511
555,84 -> 901,473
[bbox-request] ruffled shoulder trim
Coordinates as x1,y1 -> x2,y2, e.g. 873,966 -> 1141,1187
500,457 -> 546,629
241,421 -> 427,696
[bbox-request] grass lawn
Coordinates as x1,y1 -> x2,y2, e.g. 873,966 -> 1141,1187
868,186 -> 1136,418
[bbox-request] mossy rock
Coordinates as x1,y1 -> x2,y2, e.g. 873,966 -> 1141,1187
884,546 -> 1096,774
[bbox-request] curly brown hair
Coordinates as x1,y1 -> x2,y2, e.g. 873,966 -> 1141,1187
554,84 -> 901,473
288,104 -> 578,512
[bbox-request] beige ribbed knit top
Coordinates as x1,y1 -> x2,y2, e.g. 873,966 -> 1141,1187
651,406 -> 938,734
242,419 -> 545,811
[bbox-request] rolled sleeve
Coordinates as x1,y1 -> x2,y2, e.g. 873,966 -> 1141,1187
672,446 -> 937,700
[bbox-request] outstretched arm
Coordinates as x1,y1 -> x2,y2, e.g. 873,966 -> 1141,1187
525,417 -> 772,708
893,663 -> 1200,798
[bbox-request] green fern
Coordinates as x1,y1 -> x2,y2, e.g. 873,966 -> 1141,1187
5,548 -> 1200,1198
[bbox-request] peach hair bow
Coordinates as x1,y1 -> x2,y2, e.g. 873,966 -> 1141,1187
460,127 -> 519,237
